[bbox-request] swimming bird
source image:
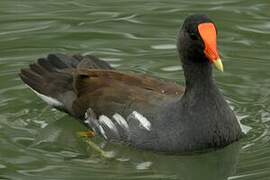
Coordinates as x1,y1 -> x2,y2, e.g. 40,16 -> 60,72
19,14 -> 242,153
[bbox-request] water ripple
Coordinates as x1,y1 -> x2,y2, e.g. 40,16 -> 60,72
0,0 -> 269,180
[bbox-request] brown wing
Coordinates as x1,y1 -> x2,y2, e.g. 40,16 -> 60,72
71,69 -> 184,118
20,53 -> 184,119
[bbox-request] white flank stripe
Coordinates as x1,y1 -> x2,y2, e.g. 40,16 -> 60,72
99,115 -> 118,132
84,111 -> 89,119
132,111 -> 151,131
26,85 -> 63,107
113,113 -> 129,129
98,125 -> 107,139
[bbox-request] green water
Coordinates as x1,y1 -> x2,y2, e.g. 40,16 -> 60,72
0,0 -> 270,179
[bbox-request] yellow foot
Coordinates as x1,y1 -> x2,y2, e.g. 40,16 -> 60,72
77,131 -> 115,159
77,130 -> 96,138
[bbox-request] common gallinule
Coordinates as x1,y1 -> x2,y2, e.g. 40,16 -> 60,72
19,14 -> 242,153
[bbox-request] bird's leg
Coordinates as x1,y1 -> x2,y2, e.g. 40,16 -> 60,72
77,130 -> 96,138
77,107 -> 115,159
77,108 -> 97,138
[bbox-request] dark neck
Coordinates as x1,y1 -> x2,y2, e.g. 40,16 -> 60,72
183,61 -> 216,94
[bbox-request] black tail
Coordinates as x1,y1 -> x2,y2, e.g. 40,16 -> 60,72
19,53 -> 113,114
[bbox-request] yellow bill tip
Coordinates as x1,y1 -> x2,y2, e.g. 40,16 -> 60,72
213,58 -> 224,72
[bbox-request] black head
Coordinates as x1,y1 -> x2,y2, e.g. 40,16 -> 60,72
177,14 -> 223,71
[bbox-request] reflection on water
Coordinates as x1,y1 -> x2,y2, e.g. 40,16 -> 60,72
2,116 -> 242,180
0,0 -> 270,179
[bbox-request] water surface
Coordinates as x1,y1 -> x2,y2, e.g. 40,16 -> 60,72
0,0 -> 270,179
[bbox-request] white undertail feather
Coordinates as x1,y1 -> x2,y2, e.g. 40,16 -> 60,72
26,85 -> 63,107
